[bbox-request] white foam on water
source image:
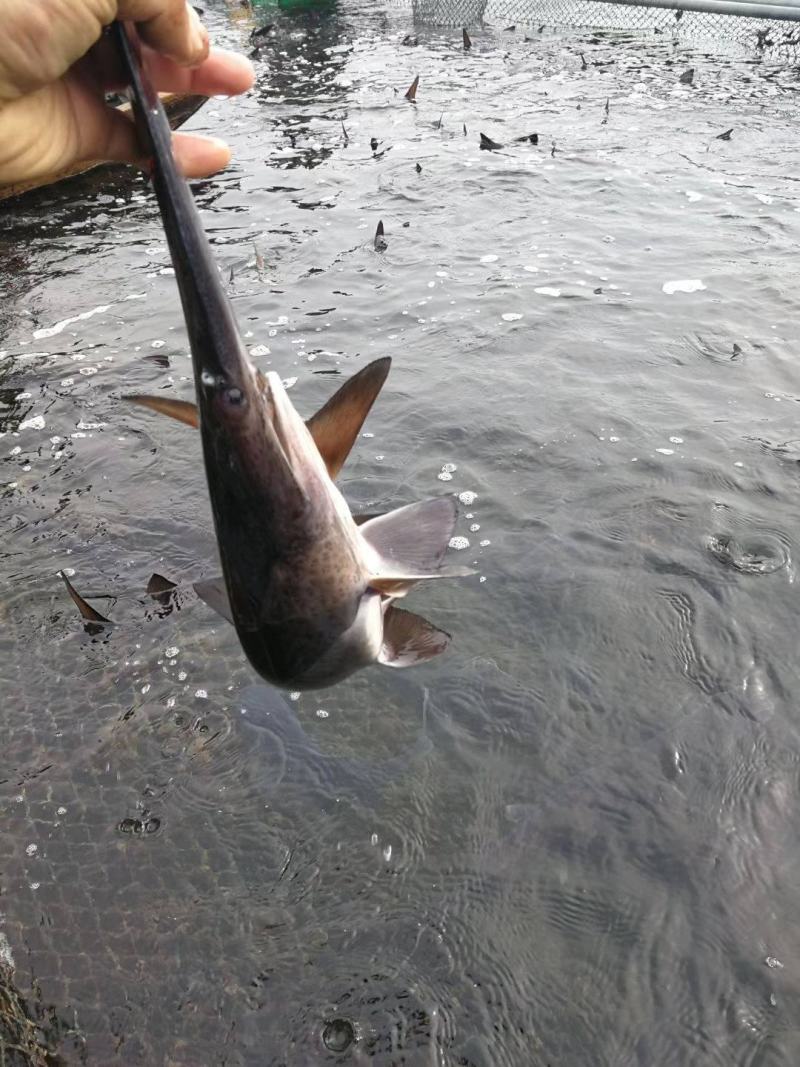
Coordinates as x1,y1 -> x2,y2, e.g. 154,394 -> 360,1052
669,436 -> 684,444
480,254 -> 499,263
656,448 -> 674,455
662,279 -> 706,295
534,287 -> 561,297
458,491 -> 477,505
502,312 -> 523,321
33,303 -> 111,339
19,415 -> 45,431
449,536 -> 470,550
250,344 -> 271,357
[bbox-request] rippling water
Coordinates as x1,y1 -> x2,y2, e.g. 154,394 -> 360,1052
3,2 -> 800,1062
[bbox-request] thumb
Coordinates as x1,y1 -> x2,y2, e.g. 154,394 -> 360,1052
100,106 -> 231,177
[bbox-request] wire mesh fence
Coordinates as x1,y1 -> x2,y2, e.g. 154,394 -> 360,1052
409,0 -> 800,54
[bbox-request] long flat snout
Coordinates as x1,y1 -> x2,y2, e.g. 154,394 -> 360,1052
112,23 -> 249,401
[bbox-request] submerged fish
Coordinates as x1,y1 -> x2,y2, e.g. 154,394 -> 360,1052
114,24 -> 474,690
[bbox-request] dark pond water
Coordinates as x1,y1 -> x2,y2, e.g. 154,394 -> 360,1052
3,2 -> 800,1063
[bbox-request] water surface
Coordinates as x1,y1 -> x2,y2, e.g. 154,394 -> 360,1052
2,3 -> 800,1063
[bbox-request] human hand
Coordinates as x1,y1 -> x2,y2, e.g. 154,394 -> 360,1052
0,0 -> 255,188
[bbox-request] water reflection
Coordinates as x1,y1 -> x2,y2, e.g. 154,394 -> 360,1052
249,1 -> 351,171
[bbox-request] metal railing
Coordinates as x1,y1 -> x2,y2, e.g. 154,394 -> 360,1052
409,0 -> 800,50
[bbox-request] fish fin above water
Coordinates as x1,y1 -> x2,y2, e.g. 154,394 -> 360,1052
124,394 -> 199,428
305,357 -> 391,479
193,576 -> 234,625
146,572 -> 177,613
379,606 -> 450,667
353,512 -> 385,526
59,571 -> 112,625
361,497 -> 476,592
147,573 -> 177,596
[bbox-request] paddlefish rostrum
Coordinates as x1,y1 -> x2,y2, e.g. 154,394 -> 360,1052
110,23 -> 474,690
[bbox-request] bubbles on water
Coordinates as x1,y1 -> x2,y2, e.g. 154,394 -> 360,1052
669,436 -> 684,444
195,689 -> 208,699
655,448 -> 674,455
459,491 -> 477,505
706,533 -> 788,575
439,462 -> 457,481
151,340 -> 165,349
449,537 -> 470,550
118,816 -> 161,836
662,279 -> 706,295
322,1018 -> 356,1052
765,956 -> 784,969
165,646 -> 179,659
25,843 -> 37,856
501,312 -> 523,321
249,344 -> 270,357
19,415 -> 45,431
534,287 -> 561,297
480,254 -> 499,263
316,709 -> 329,719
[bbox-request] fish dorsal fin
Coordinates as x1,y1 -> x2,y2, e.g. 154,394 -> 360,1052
147,573 -> 177,596
194,576 -> 234,625
379,606 -> 450,667
361,497 -> 476,596
124,394 -> 199,428
305,357 -> 391,479
59,571 -> 112,625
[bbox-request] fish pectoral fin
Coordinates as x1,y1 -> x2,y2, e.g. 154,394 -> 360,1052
379,606 -> 450,668
361,497 -> 476,592
123,394 -> 199,428
193,576 -> 234,625
59,571 -> 112,625
305,357 -> 391,479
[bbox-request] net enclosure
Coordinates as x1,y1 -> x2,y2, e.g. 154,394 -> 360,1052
410,0 -> 800,53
